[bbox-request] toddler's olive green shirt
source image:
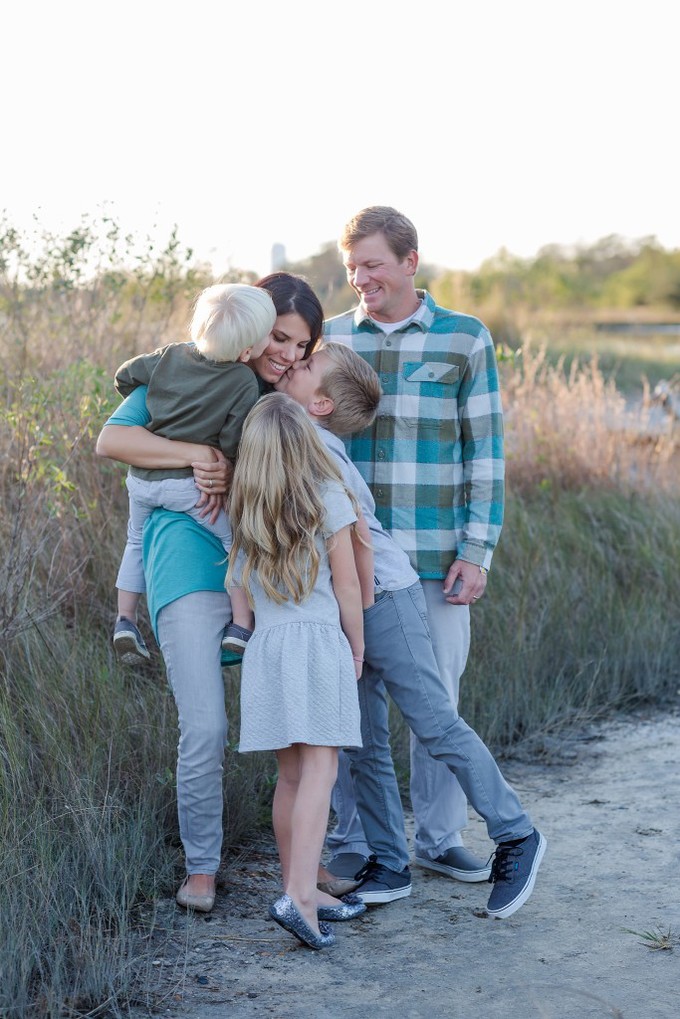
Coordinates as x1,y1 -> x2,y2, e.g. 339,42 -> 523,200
115,342 -> 259,480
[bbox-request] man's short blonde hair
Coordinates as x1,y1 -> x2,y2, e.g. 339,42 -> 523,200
191,283 -> 276,362
339,206 -> 418,260
316,342 -> 382,436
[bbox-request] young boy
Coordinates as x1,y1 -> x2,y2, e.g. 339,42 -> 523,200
112,283 -> 276,665
275,342 -> 547,920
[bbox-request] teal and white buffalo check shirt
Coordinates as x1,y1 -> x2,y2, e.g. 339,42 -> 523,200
324,290 -> 505,580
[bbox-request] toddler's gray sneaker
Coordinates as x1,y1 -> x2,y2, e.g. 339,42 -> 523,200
113,618 -> 150,666
222,623 -> 252,654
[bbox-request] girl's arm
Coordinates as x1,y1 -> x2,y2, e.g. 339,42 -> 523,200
328,525 -> 365,679
351,514 -> 375,610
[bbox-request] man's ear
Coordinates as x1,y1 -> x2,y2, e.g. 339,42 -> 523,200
308,394 -> 334,419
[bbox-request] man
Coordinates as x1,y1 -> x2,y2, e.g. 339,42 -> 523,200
324,206 -> 506,886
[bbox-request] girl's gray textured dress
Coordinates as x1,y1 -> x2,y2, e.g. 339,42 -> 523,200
235,481 -> 362,752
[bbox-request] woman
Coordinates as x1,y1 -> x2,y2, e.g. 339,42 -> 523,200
96,273 -> 323,911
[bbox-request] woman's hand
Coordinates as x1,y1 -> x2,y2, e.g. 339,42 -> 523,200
193,451 -> 234,525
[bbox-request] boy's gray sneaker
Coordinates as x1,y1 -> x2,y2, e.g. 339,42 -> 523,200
486,828 -> 547,919
354,856 -> 412,905
113,617 -> 150,666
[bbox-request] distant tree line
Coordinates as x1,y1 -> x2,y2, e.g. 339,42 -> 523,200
285,235 -> 680,321
2,216 -> 678,351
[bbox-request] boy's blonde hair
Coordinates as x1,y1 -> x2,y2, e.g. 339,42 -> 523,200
191,283 -> 276,362
315,342 -> 382,436
226,393 -> 359,606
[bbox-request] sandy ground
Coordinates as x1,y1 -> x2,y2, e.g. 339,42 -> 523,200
138,708 -> 679,1019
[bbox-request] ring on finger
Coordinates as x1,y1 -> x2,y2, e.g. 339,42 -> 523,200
209,479 -> 213,489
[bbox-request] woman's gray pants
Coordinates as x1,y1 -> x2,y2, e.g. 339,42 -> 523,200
157,590 -> 231,874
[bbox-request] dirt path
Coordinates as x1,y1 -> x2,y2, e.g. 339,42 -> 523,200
139,709 -> 679,1018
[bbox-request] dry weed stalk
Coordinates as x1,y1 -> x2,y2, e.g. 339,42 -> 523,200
502,344 -> 678,495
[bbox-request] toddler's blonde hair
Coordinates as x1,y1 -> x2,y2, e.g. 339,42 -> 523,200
191,283 -> 276,362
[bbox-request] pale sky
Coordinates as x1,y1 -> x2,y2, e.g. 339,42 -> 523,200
2,0 -> 678,277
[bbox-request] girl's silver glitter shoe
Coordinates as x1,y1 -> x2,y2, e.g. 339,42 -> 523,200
317,893 -> 367,921
269,894 -> 336,949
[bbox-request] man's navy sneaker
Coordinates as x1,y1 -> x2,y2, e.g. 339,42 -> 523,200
486,828 -> 547,918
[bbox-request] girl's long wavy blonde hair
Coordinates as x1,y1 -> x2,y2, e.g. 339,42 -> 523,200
226,393 -> 358,606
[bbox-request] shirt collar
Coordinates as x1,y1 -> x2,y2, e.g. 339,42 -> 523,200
352,289 -> 435,333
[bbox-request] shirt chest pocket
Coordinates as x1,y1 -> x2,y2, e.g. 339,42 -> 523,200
399,362 -> 460,439
403,362 -> 460,385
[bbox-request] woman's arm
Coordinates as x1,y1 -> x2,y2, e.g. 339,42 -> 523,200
328,525 -> 364,679
95,387 -> 232,509
95,424 -> 217,470
96,423 -> 232,523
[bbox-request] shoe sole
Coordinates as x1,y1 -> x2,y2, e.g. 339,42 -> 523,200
221,640 -> 246,654
356,883 -> 412,905
414,856 -> 491,882
113,634 -> 150,665
486,833 -> 547,919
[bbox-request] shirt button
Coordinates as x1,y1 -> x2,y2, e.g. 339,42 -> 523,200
385,340 -> 392,347
377,450 -> 385,460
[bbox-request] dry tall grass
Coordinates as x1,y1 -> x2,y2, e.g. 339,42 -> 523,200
501,343 -> 678,494
0,225 -> 272,1016
1,220 -> 679,1014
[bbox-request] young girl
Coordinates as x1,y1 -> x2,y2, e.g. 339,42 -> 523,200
226,393 -> 367,949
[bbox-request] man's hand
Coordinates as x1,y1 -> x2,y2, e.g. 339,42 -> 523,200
443,559 -> 487,605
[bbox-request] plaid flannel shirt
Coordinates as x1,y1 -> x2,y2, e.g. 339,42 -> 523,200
324,290 -> 505,579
